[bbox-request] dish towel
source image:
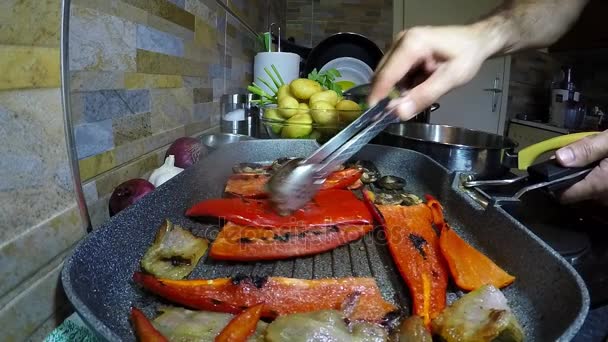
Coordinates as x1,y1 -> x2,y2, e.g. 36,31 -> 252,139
44,313 -> 99,342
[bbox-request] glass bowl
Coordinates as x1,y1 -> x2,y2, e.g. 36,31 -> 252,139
259,104 -> 364,143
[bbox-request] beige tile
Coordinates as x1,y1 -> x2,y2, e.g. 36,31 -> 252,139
0,261 -> 69,342
0,205 -> 83,300
0,88 -> 76,242
0,0 -> 61,47
0,45 -> 60,90
136,49 -> 207,76
78,150 -> 116,182
70,71 -> 125,92
122,0 -> 195,31
124,73 -> 183,89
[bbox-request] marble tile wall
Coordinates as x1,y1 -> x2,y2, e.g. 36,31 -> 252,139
0,0 -> 285,340
0,0 -> 86,340
69,0 -> 285,228
286,0 -> 393,51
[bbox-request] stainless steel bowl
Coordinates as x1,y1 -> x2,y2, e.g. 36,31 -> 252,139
200,133 -> 254,150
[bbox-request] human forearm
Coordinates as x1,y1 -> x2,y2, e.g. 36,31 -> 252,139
473,0 -> 588,58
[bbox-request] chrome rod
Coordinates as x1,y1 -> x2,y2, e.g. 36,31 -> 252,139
61,0 -> 92,233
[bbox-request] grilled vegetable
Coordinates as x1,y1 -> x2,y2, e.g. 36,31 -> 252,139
133,273 -> 398,322
396,316 -> 432,342
152,307 -> 267,341
431,285 -> 524,342
265,310 -> 388,342
232,163 -> 270,174
374,189 -> 406,205
140,220 -> 208,280
225,173 -> 270,198
186,189 -> 372,228
130,307 -> 168,342
210,222 -> 373,261
439,223 -> 515,291
376,175 -> 406,190
350,160 -> 380,184
215,304 -> 264,342
224,168 -> 361,198
377,202 -> 449,327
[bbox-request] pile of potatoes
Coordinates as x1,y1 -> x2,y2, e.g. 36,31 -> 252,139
262,78 -> 363,139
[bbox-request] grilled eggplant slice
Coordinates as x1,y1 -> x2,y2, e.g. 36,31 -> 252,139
140,220 -> 208,279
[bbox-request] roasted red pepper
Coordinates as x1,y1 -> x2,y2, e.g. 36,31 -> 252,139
321,168 -> 363,190
186,189 -> 372,228
215,303 -> 264,342
224,168 -> 362,198
130,307 -> 168,342
224,173 -> 270,198
210,222 -> 373,261
377,201 -> 448,327
133,273 -> 397,322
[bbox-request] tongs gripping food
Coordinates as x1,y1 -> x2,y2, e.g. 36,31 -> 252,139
268,97 -> 399,215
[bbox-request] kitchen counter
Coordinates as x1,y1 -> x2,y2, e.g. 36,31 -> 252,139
510,118 -> 571,134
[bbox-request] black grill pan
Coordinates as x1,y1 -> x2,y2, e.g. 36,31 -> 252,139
62,140 -> 589,341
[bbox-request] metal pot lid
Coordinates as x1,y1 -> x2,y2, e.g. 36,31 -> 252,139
383,122 -> 518,150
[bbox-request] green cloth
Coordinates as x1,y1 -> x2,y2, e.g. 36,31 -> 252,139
44,314 -> 100,342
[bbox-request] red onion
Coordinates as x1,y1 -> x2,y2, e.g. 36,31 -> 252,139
165,137 -> 206,169
109,179 -> 155,217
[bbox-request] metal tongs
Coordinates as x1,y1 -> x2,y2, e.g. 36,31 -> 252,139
267,97 -> 398,215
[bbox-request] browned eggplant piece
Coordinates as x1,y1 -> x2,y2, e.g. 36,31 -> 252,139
400,193 -> 423,206
271,157 -> 299,171
265,310 -> 388,342
374,189 -> 406,205
376,175 -> 406,190
431,285 -> 524,342
232,163 -> 270,174
349,160 -> 381,184
395,316 -> 432,342
140,220 -> 209,280
153,307 -> 267,341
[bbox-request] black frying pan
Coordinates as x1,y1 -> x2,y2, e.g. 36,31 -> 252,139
276,32 -> 384,77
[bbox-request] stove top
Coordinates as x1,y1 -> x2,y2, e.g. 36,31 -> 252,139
473,182 -> 608,308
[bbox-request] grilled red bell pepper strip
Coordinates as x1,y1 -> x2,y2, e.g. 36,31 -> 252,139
210,222 -> 373,261
439,223 -> 515,291
224,168 -> 362,198
215,303 -> 264,342
131,307 -> 168,342
224,173 -> 270,198
133,273 -> 397,322
321,168 -> 363,190
377,202 -> 448,327
186,189 -> 372,228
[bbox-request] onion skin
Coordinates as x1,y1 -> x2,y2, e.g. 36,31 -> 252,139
165,137 -> 206,169
109,178 -> 155,216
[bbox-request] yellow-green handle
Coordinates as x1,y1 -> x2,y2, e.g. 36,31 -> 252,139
517,131 -> 599,170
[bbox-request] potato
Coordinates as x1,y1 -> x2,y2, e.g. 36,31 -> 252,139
278,96 -> 300,119
281,114 -> 313,138
336,99 -> 363,122
310,101 -> 338,126
262,108 -> 284,134
309,90 -> 339,106
297,102 -> 309,115
277,84 -> 292,101
290,78 -> 322,100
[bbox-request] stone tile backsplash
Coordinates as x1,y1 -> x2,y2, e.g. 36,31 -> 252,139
0,0 -> 285,340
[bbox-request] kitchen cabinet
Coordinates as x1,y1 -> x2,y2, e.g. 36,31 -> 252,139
393,0 -> 511,135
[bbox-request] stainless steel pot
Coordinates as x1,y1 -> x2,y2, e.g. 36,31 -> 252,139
375,123 -> 518,178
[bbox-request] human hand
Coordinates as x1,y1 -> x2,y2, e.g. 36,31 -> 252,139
369,24 -> 501,120
556,130 -> 608,205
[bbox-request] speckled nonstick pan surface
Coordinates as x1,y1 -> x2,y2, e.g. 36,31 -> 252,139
62,140 -> 589,341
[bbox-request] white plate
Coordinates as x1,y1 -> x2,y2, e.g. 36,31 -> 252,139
319,57 -> 374,86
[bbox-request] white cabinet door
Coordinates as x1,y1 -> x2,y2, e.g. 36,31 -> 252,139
395,0 -> 510,135
430,57 -> 509,134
